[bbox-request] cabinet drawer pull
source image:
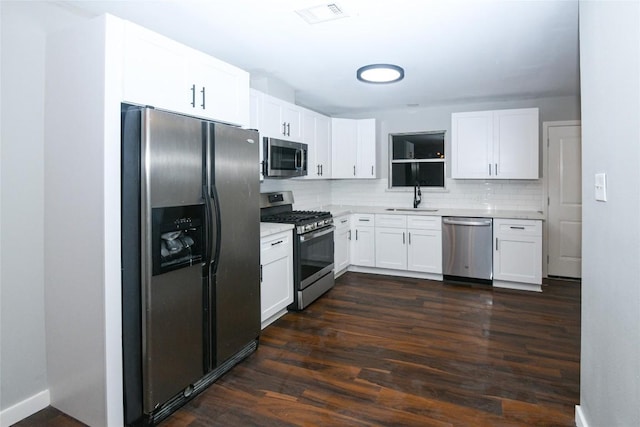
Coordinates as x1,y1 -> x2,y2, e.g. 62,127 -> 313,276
353,165 -> 356,176
282,122 -> 287,136
200,86 -> 206,109
496,237 -> 499,251
287,123 -> 291,136
403,232 -> 405,245
495,163 -> 498,175
489,163 -> 491,176
271,240 -> 284,246
341,219 -> 348,224
356,230 -> 358,240
408,232 -> 411,245
510,226 -> 526,230
190,84 -> 196,107
348,230 -> 352,240
371,165 -> 374,175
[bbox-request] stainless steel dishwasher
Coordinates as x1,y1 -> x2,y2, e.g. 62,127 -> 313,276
442,217 -> 493,284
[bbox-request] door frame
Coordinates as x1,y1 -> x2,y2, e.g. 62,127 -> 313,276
542,120 -> 581,279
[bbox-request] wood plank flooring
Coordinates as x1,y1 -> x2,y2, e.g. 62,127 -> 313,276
16,272 -> 580,426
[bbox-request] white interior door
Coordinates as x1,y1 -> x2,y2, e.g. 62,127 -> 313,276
548,125 -> 582,278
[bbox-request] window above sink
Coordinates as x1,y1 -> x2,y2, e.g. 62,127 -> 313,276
389,131 -> 446,189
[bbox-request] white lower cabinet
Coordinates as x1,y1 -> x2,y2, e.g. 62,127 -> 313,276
407,216 -> 442,274
374,214 -> 442,274
334,214 -> 351,276
493,219 -> 542,288
351,214 -> 376,267
260,230 -> 293,328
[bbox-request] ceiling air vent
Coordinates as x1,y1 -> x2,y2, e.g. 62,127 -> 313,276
296,3 -> 349,24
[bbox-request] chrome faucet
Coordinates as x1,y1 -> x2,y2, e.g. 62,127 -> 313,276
413,181 -> 422,208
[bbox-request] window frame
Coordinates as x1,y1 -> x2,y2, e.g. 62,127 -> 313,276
387,130 -> 447,190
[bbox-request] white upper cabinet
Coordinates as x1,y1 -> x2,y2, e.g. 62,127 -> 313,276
303,110 -> 331,179
261,93 -> 302,141
451,108 -> 539,179
122,21 -> 249,127
331,118 -> 376,179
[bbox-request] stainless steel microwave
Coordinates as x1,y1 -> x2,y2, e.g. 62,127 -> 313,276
263,137 -> 308,178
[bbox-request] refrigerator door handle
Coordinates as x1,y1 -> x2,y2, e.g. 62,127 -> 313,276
209,184 -> 222,275
203,185 -> 214,267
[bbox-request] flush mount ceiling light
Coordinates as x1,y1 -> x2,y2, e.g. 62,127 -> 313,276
357,64 -> 405,84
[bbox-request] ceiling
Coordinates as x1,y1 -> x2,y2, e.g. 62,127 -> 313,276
54,0 -> 580,116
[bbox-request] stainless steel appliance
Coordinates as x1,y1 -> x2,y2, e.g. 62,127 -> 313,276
263,137 -> 308,177
121,106 -> 260,426
442,217 -> 493,284
260,191 -> 334,309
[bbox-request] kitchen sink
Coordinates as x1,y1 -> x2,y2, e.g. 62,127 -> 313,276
385,208 -> 439,212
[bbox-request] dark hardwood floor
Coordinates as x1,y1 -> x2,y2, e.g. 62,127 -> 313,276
16,272 -> 580,426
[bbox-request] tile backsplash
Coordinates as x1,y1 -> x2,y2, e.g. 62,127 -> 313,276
261,178 -> 544,212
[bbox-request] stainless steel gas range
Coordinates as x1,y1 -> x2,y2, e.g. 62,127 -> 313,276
260,191 -> 335,310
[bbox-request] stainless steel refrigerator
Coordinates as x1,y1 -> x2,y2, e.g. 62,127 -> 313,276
121,106 -> 260,426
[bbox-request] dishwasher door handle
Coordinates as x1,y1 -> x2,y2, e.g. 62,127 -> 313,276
442,218 -> 492,226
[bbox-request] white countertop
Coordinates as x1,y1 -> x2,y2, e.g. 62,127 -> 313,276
322,205 -> 545,221
260,222 -> 294,238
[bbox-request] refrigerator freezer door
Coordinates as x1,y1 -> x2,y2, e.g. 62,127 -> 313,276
209,124 -> 261,366
141,109 -> 207,412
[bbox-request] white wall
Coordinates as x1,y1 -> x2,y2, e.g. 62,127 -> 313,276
578,2 -> 640,427
0,1 -> 48,416
0,2 -> 83,424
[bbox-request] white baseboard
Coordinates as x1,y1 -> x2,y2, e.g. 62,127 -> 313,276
575,405 -> 589,427
0,389 -> 50,427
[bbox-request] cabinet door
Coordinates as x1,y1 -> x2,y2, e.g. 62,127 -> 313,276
407,228 -> 442,273
260,232 -> 293,323
351,227 -> 375,267
356,119 -> 376,178
315,114 -> 332,178
331,118 -> 358,178
493,219 -> 542,284
302,110 -> 319,179
190,54 -> 249,127
493,108 -> 539,179
334,216 -> 351,275
261,95 -> 287,138
375,227 -> 407,270
451,111 -> 493,178
282,104 -> 302,141
122,23 -> 189,114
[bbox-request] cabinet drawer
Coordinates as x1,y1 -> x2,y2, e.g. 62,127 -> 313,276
334,214 -> 351,231
375,214 -> 407,228
407,215 -> 441,230
353,213 -> 375,227
260,231 -> 292,264
494,219 -> 542,236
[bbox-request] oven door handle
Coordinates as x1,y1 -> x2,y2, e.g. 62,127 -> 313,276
299,226 -> 335,242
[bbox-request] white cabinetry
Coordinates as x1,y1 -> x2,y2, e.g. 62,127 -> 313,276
260,230 -> 293,328
303,110 -> 332,179
374,214 -> 442,274
375,215 -> 408,270
451,108 -> 539,179
123,21 -> 249,126
351,214 -> 375,267
334,214 -> 351,276
331,118 -> 376,178
493,219 -> 542,291
260,93 -> 302,141
407,216 -> 442,274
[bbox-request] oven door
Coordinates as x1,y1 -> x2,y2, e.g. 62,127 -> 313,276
297,226 -> 335,289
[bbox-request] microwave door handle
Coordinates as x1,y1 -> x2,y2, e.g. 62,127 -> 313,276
295,149 -> 302,170
301,148 -> 307,172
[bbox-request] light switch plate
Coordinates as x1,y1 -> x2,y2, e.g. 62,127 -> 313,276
595,173 -> 607,202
